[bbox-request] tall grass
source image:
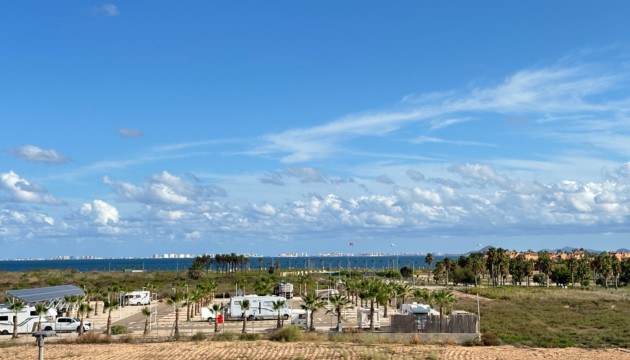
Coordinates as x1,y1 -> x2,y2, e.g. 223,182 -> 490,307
458,287 -> 630,347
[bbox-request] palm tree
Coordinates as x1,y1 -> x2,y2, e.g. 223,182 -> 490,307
166,292 -> 183,339
272,299 -> 286,329
301,293 -> 324,332
211,303 -> 222,333
425,253 -> 434,282
9,300 -> 26,338
432,290 -> 456,333
103,298 -> 119,336
78,302 -> 91,335
141,307 -> 151,335
64,295 -> 79,318
326,294 -> 350,331
566,257 -> 578,288
358,278 -> 383,332
241,299 -> 250,334
34,303 -> 48,331
413,289 -> 435,307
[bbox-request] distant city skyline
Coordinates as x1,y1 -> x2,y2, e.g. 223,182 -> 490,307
2,2 -> 630,258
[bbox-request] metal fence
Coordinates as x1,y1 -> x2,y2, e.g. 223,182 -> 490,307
391,313 -> 478,334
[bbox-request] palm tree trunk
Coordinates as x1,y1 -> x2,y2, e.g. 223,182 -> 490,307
369,300 -> 375,332
144,316 -> 149,335
12,315 -> 18,339
174,308 -> 180,338
106,309 -> 113,336
242,317 -> 247,333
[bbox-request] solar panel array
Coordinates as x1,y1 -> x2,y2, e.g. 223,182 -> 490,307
6,285 -> 85,303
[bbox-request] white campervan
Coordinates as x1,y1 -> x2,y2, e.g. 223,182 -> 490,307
0,304 -> 57,335
227,295 -> 291,321
124,291 -> 151,306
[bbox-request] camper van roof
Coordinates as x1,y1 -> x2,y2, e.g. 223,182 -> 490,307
6,285 -> 85,303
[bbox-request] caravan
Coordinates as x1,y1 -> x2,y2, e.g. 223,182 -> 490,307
0,304 -> 57,335
226,295 -> 291,321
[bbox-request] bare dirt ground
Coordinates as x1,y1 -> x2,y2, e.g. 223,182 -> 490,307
2,341 -> 630,360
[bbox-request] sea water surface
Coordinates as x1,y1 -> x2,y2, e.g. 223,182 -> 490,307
0,255 -> 447,272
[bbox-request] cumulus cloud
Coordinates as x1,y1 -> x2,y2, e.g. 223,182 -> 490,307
81,199 -> 119,225
117,127 -> 143,138
9,145 -> 69,163
104,171 -> 226,205
0,171 -> 62,205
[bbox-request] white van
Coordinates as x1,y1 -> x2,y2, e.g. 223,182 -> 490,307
124,291 -> 151,306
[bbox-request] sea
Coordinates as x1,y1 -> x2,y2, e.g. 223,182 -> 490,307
0,255 -> 447,272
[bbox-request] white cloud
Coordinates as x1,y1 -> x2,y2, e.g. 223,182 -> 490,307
259,59 -> 629,163
9,145 -> 69,163
117,127 -> 143,138
104,171 -> 226,206
81,199 -> 119,225
284,167 -> 328,183
0,171 -> 62,205
96,3 -> 119,16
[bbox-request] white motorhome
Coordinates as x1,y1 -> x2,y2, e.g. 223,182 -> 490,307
0,304 -> 57,335
401,302 -> 439,330
226,295 -> 291,321
124,291 -> 151,306
290,308 -> 310,329
356,308 -> 380,329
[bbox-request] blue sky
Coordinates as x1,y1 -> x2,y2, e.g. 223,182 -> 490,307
2,2 -> 630,258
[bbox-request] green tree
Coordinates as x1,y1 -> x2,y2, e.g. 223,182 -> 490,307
141,306 -> 151,335
103,298 -> 119,336
211,303 -> 222,333
301,293 -> 324,332
77,301 -> 91,335
9,300 -> 26,338
425,253 -> 434,282
566,257 -> 578,288
241,299 -> 250,333
166,292 -> 183,339
358,278 -> 383,332
272,299 -> 286,329
326,294 -> 350,331
34,303 -> 48,331
432,290 -> 456,333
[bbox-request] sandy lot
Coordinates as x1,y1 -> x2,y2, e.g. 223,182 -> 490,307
2,341 -> 630,360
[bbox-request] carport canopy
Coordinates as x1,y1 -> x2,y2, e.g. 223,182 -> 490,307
6,285 -> 85,303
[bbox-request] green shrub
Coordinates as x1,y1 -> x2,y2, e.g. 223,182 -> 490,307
481,332 -> 501,346
270,326 -> 302,342
111,325 -> 128,335
239,333 -> 259,341
75,332 -> 110,344
214,331 -> 237,341
191,331 -> 207,341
